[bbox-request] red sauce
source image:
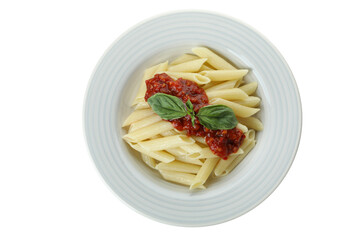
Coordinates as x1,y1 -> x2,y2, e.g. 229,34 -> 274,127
145,73 -> 245,159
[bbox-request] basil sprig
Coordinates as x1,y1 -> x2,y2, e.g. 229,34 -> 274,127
185,99 -> 196,127
147,93 -> 238,130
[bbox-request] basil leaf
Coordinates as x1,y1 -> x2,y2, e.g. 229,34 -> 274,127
147,93 -> 187,120
186,99 -> 194,113
197,105 -> 238,130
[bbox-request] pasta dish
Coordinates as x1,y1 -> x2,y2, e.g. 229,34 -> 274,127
122,47 -> 263,189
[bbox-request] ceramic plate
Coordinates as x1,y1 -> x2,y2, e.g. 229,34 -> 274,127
84,11 -> 302,226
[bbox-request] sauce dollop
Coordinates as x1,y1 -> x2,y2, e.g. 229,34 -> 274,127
145,73 -> 245,159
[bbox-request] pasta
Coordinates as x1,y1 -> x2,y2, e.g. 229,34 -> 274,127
206,88 -> 248,101
209,98 -> 260,118
168,58 -> 207,72
200,70 -> 248,81
122,47 -> 263,190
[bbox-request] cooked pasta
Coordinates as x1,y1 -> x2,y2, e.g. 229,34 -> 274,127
122,47 -> 263,190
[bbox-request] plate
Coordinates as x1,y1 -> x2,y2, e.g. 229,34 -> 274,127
83,11 -> 302,226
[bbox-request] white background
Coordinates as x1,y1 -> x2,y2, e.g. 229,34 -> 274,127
1,0 -> 359,239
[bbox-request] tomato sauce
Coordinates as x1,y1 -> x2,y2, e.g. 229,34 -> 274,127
145,73 -> 245,159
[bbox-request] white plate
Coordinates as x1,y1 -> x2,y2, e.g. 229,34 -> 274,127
84,11 -> 302,226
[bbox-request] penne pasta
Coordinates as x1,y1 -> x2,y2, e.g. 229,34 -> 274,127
168,58 -> 207,73
123,121 -> 173,142
192,47 -> 236,70
132,61 -> 168,105
134,101 -> 150,110
213,154 -> 239,176
140,153 -> 157,169
200,70 -> 248,81
138,135 -> 195,151
237,117 -> 264,131
169,54 -> 199,66
156,161 -> 201,174
202,81 -> 219,90
128,142 -> 175,163
235,96 -> 261,107
210,98 -> 260,118
205,80 -> 237,92
192,136 -> 207,145
237,122 -> 248,133
190,157 -> 219,189
165,147 -> 187,157
122,109 -> 154,127
165,72 -> 211,85
224,140 -> 256,175
199,64 -> 214,71
239,82 -> 258,95
195,146 -> 244,159
180,143 -> 203,154
160,130 -> 177,137
128,114 -> 162,133
174,154 -> 204,166
206,88 -> 248,101
159,170 -> 205,189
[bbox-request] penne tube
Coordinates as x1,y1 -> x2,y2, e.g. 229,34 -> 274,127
235,96 -> 261,107
205,80 -> 237,92
132,61 -> 168,105
138,135 -> 195,151
190,157 -> 219,189
202,81 -> 219,89
195,148 -> 218,158
209,98 -> 260,118
195,146 -> 244,159
224,140 -> 256,175
140,153 -> 157,169
180,143 -> 203,154
234,78 -> 244,88
122,109 -> 154,127
239,135 -> 254,151
166,147 -> 187,157
192,47 -> 236,70
159,170 -> 205,189
174,154 -> 204,165
160,130 -> 177,137
123,121 -> 174,142
156,161 -> 201,174
200,70 -> 248,81
169,54 -> 199,66
239,82 -> 258,95
237,117 -> 264,131
128,114 -> 162,133
213,154 -> 239,176
245,129 -> 256,141
199,64 -> 214,71
128,143 -> 175,163
236,122 -> 248,133
192,136 -> 206,145
165,72 -> 211,85
206,88 -> 248,101
134,101 -> 150,110
168,58 -> 207,73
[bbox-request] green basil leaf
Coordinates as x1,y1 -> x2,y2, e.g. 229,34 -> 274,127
186,99 -> 194,113
197,105 -> 238,130
147,93 -> 188,120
